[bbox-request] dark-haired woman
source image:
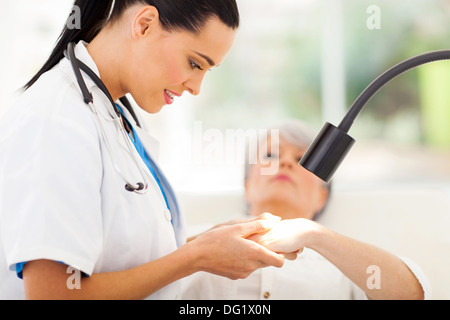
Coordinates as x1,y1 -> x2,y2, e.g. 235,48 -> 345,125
0,1 -> 287,299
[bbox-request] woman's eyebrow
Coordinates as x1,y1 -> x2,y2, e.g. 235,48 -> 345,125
193,51 -> 216,67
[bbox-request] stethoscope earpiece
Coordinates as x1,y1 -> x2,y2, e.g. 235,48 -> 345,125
125,183 -> 145,192
137,182 -> 145,190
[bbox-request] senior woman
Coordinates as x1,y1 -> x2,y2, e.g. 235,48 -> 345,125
181,119 -> 431,300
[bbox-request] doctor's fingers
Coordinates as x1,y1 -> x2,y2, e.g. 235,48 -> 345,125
211,217 -> 254,229
198,241 -> 284,280
223,252 -> 285,280
282,249 -> 303,261
212,212 -> 281,230
243,240 -> 285,269
234,218 -> 279,239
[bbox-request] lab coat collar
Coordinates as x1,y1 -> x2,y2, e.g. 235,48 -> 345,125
60,40 -> 102,94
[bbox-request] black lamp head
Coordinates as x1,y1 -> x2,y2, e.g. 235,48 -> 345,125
299,122 -> 355,182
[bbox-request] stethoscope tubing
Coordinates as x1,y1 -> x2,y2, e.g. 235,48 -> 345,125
65,42 -> 149,193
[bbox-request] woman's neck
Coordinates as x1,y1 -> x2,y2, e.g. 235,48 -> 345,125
87,27 -> 127,102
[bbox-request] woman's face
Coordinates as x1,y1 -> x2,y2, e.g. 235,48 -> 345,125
125,7 -> 236,113
245,136 -> 329,220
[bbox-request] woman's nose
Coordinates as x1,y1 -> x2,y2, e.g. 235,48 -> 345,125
186,86 -> 200,96
279,154 -> 296,169
183,73 -> 206,96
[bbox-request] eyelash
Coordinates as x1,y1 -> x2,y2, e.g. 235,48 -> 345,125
262,153 -> 304,162
189,59 -> 204,71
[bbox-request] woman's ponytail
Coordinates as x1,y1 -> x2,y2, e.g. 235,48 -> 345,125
24,0 -> 114,90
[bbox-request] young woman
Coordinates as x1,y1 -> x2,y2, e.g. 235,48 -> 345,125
0,0 -> 287,299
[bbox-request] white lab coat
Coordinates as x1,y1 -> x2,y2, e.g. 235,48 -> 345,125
0,41 -> 187,299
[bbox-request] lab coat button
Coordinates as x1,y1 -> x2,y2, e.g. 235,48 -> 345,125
263,291 -> 270,299
164,209 -> 172,222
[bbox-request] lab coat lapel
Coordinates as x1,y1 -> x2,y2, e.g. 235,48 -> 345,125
120,106 -> 186,246
134,125 -> 187,247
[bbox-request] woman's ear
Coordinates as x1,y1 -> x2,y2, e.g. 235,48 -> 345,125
244,178 -> 250,200
244,179 -> 254,216
314,184 -> 330,214
132,6 -> 160,39
244,164 -> 256,202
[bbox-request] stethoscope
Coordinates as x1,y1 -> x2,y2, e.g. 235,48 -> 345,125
64,42 -> 149,193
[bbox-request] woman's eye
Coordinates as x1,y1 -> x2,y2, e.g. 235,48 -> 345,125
263,152 -> 278,159
190,60 -> 204,71
297,154 -> 305,162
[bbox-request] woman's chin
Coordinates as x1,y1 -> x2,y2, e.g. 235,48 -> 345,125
138,102 -> 165,114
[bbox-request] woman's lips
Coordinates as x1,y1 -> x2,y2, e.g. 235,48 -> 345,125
164,89 -> 181,105
273,174 -> 293,183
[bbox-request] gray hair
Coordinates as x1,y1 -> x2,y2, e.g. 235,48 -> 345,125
244,119 -> 317,181
244,119 -> 332,220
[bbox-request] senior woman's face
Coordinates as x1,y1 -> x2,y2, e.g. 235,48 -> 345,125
245,136 -> 328,220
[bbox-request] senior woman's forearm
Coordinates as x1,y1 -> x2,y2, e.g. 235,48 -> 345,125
307,225 -> 424,300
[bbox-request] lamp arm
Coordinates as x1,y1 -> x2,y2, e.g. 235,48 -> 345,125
300,49 -> 450,182
338,50 -> 450,133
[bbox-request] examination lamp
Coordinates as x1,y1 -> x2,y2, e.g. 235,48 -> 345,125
299,50 -> 450,182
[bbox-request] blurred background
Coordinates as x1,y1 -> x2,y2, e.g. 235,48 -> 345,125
1,0 -> 450,299
4,0 -> 449,192
1,0 -> 450,192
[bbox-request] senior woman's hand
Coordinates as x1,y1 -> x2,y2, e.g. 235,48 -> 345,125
188,213 -> 299,260
185,216 -> 287,280
247,218 -> 321,254
188,212 -> 282,242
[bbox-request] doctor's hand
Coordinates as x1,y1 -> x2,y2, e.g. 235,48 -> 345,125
216,212 -> 283,227
247,218 -> 320,254
201,213 -> 300,261
185,216 -> 286,280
